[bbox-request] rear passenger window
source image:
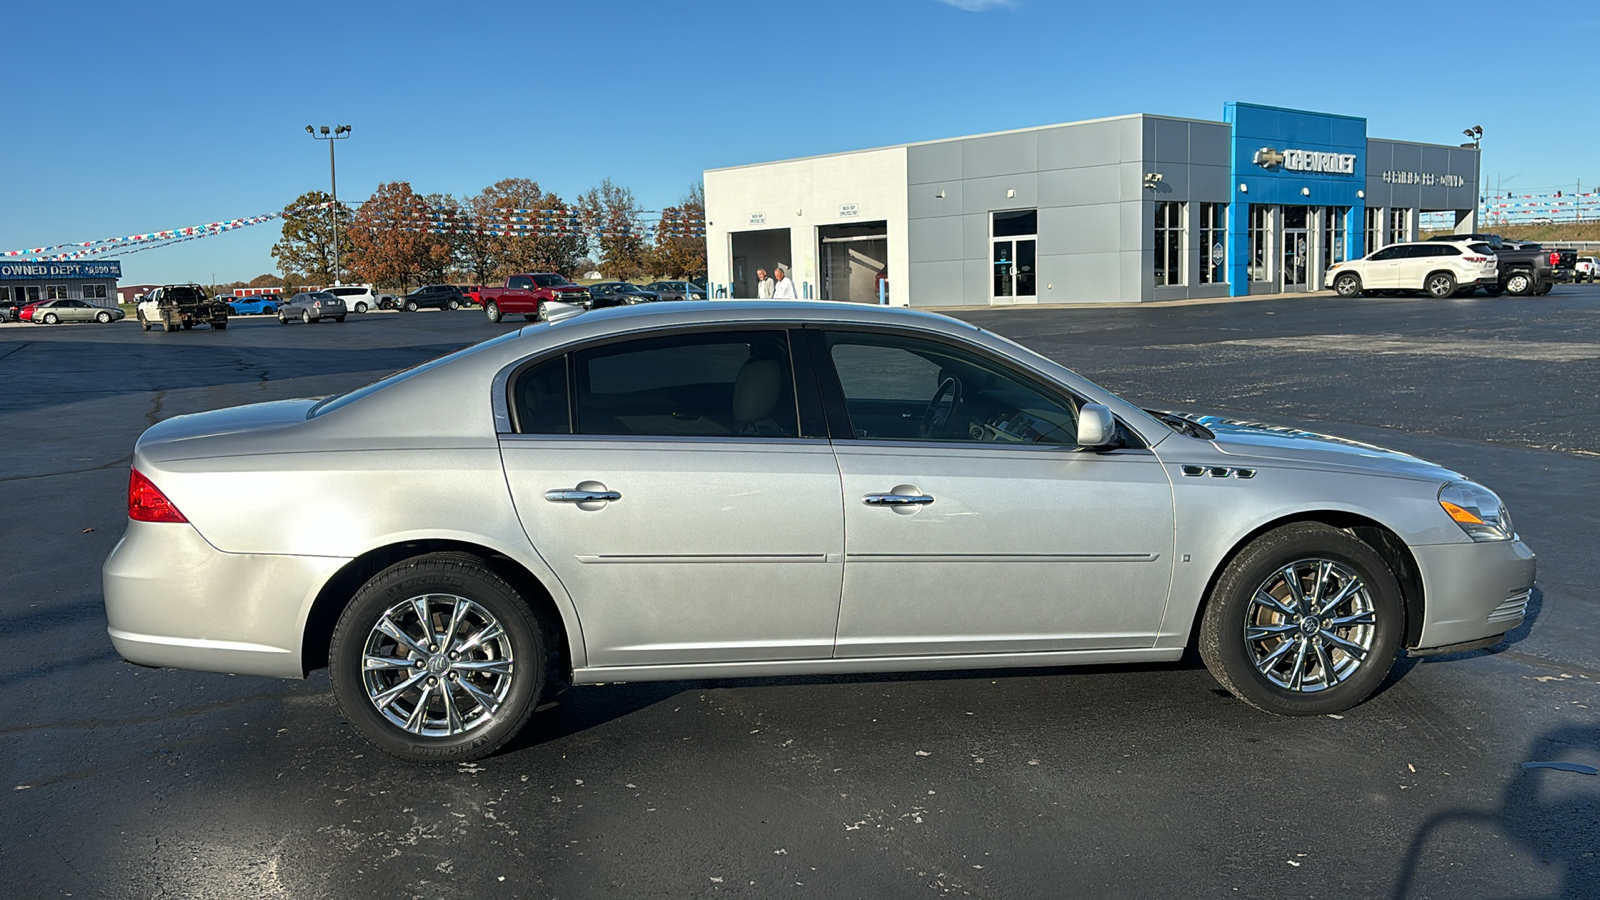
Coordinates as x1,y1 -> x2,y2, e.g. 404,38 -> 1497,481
513,357 -> 571,434
572,331 -> 797,438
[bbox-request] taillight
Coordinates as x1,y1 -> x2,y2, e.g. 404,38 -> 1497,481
1463,256 -> 1487,262
1550,252 -> 1561,266
128,468 -> 188,523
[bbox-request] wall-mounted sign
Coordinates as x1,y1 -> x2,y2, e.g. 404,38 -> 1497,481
0,260 -> 122,280
839,204 -> 859,218
749,212 -> 766,225
1380,171 -> 1466,188
1254,147 -> 1357,175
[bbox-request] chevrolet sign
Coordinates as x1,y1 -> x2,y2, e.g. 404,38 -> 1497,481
1254,147 -> 1356,176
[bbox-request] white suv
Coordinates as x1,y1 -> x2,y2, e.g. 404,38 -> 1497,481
1328,240 -> 1498,299
324,285 -> 378,313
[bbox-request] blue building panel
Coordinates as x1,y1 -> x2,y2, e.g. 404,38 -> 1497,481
0,260 -> 123,281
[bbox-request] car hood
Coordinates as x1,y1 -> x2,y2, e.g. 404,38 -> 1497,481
1192,415 -> 1463,481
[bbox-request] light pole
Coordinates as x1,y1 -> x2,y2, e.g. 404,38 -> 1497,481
1462,125 -> 1483,230
305,124 -> 352,285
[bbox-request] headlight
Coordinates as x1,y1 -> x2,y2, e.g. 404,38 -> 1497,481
1439,481 -> 1515,541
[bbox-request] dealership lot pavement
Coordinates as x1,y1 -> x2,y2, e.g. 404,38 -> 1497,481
2,294 -> 1597,899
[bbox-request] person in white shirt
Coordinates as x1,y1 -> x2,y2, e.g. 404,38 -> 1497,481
772,264 -> 797,299
756,268 -> 774,299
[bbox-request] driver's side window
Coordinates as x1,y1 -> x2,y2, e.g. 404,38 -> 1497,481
824,331 -> 1082,445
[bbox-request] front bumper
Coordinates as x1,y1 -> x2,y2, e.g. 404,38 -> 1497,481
102,519 -> 349,678
1410,537 -> 1536,650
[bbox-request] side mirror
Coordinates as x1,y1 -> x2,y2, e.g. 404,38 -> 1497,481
1077,403 -> 1116,448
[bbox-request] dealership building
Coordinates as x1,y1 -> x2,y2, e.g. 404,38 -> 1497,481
0,260 -> 122,308
704,102 -> 1480,305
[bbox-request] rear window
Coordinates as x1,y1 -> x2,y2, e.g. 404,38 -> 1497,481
1468,243 -> 1494,255
310,330 -> 525,418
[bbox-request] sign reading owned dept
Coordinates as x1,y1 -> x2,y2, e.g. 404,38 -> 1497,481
0,260 -> 122,280
1254,147 -> 1357,176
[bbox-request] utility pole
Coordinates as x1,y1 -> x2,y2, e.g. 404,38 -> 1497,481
305,124 -> 352,285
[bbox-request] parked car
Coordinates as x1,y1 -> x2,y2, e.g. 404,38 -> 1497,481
479,273 -> 592,323
1424,234 -> 1576,296
1,295 -> 40,322
325,286 -> 379,314
26,298 -> 125,325
587,282 -> 661,308
376,293 -> 400,310
228,297 -> 280,316
279,291 -> 347,324
399,285 -> 467,312
103,301 -> 1535,762
641,280 -> 708,302
17,302 -> 44,322
459,286 -> 485,307
1574,257 -> 1598,282
137,285 -> 230,332
1328,240 -> 1498,298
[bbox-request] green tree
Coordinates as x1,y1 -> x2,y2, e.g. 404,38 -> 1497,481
650,181 -> 706,279
271,191 -> 353,286
580,178 -> 649,280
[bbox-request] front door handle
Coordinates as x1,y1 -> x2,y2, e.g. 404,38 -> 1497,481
545,488 -> 621,503
863,492 -> 934,506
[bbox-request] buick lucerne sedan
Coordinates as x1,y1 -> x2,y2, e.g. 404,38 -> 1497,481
103,301 -> 1536,761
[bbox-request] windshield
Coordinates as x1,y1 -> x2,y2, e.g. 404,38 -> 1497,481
532,274 -> 570,287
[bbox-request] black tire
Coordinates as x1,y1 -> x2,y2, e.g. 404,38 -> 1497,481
1198,522 -> 1403,716
405,300 -> 419,312
335,315 -> 346,323
279,312 -> 290,325
302,309 -> 313,325
329,553 -> 547,762
96,311 -> 112,323
138,312 -> 151,332
1533,282 -> 1553,296
1424,271 -> 1456,299
447,299 -> 460,311
354,302 -> 368,314
213,320 -> 227,330
1483,284 -> 1506,297
1333,273 -> 1362,298
43,313 -> 58,324
486,301 -> 501,323
1505,271 -> 1534,296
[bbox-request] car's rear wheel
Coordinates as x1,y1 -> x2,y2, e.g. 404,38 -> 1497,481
447,299 -> 460,311
329,554 -> 547,762
1333,273 -> 1361,297
1505,271 -> 1534,295
335,315 -> 347,322
43,313 -> 58,324
1484,283 -> 1506,297
486,302 -> 501,323
1425,272 -> 1456,298
1198,522 -> 1403,716
302,309 -> 313,324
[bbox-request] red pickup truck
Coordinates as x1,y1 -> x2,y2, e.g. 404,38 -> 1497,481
480,273 -> 591,323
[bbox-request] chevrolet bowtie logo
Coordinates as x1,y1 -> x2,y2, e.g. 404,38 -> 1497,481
1254,147 -> 1286,169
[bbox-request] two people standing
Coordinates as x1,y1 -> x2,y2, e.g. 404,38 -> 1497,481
755,265 -> 796,299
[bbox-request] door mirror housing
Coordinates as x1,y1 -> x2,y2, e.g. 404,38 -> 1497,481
1077,403 -> 1117,448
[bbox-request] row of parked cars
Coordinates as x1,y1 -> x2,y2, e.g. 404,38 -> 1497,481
219,277 -> 709,321
1328,233 -> 1578,299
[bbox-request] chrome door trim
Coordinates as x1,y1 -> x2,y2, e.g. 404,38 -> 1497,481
575,553 -> 832,565
844,552 -> 1161,563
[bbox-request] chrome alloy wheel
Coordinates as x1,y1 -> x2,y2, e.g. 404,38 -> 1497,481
359,593 -> 516,737
1243,558 -> 1375,692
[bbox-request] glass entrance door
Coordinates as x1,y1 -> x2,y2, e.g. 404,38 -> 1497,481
1281,206 -> 1308,291
991,209 -> 1038,302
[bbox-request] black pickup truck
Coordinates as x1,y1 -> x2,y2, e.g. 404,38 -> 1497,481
136,284 -> 231,332
1426,233 -> 1576,295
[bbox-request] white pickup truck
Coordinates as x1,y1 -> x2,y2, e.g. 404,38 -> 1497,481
137,284 -> 229,332
1575,257 -> 1598,283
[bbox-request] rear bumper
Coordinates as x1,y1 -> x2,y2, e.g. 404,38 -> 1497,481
1410,538 -> 1537,650
102,520 -> 349,678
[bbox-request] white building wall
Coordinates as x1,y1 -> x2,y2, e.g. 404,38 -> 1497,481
705,147 -> 909,304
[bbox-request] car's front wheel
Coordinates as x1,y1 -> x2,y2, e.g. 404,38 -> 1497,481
486,301 -> 501,323
405,300 -> 419,312
329,554 -> 547,762
1425,272 -> 1456,298
1198,522 -> 1403,716
1333,273 -> 1362,297
96,311 -> 112,323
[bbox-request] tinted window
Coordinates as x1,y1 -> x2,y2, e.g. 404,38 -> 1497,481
825,331 -> 1083,445
509,276 -> 531,290
994,209 -> 1037,238
1369,247 -> 1399,261
532,274 -> 568,287
1469,243 -> 1495,255
512,357 -> 571,434
574,331 -> 797,438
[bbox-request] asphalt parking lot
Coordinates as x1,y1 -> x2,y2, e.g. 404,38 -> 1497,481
3,291 -> 1598,899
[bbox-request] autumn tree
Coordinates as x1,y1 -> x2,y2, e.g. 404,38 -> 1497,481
475,178 -> 587,278
347,181 -> 434,289
650,181 -> 707,279
580,178 -> 649,280
271,191 -> 353,286
248,273 -> 283,288
417,192 -> 459,284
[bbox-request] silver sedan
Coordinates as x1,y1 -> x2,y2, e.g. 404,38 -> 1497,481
103,301 -> 1536,761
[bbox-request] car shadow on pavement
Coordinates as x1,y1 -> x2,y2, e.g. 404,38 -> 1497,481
1388,719 -> 1600,898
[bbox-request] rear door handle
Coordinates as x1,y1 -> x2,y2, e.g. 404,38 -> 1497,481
863,493 -> 934,506
545,489 -> 621,503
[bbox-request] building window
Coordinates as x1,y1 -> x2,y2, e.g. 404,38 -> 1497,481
991,209 -> 1037,298
1365,207 -> 1382,253
1388,208 -> 1409,245
1197,203 -> 1227,284
84,284 -> 108,300
1248,205 -> 1270,282
1323,207 -> 1349,269
1153,201 -> 1184,286
46,285 -> 68,300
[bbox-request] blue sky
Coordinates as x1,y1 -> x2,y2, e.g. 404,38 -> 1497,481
5,0 -> 1597,285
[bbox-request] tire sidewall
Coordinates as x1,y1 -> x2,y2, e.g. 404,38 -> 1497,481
1335,274 -> 1360,297
1427,273 -> 1455,298
1200,523 -> 1403,716
329,556 -> 546,761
